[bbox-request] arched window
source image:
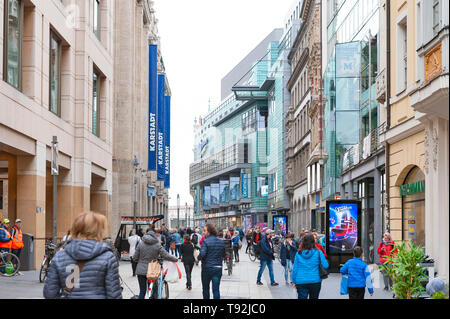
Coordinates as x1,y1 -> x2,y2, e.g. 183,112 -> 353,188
402,166 -> 425,247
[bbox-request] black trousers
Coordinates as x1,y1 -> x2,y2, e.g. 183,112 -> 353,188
184,262 -> 194,287
348,287 -> 366,299
130,257 -> 137,276
233,245 -> 239,261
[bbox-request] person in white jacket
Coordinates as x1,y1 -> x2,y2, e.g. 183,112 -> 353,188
128,229 -> 141,277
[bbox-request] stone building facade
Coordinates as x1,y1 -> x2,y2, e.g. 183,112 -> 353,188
112,0 -> 170,237
0,0 -> 114,268
286,0 -> 323,233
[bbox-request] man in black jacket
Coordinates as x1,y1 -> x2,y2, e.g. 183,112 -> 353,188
256,229 -> 279,286
198,223 -> 225,299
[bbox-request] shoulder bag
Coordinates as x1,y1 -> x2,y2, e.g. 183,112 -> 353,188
318,250 -> 328,279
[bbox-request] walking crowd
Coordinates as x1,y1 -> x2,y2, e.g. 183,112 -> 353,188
2,210 -> 438,300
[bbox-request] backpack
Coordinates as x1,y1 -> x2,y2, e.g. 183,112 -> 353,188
191,233 -> 198,245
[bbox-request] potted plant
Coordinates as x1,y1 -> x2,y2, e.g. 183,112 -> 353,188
380,241 -> 427,299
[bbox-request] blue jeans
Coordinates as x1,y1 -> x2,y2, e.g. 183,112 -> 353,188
257,259 -> 275,284
284,260 -> 293,282
201,267 -> 222,299
296,282 -> 322,299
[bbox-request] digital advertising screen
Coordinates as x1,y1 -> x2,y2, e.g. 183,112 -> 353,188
273,216 -> 288,236
326,200 -> 361,255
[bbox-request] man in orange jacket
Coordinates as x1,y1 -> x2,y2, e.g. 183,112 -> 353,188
0,219 -> 12,254
11,219 -> 24,258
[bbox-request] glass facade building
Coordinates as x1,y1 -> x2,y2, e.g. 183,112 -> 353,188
190,23 -> 297,231
323,0 -> 380,200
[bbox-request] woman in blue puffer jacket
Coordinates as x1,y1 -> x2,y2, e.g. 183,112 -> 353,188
43,212 -> 122,299
291,234 -> 329,299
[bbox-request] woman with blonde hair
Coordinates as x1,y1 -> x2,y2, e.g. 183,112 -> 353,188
43,212 -> 122,299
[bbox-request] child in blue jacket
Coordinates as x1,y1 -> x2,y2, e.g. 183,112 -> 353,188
340,246 -> 374,299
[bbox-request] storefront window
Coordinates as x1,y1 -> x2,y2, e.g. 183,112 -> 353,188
402,167 -> 425,247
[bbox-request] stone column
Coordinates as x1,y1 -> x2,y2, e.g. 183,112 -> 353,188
425,117 -> 449,281
16,141 -> 46,269
348,181 -> 354,199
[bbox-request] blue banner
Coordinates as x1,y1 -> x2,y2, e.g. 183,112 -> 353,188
157,74 -> 165,181
148,45 -> 158,171
164,95 -> 171,188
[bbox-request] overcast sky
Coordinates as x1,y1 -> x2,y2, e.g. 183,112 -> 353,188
153,0 -> 294,207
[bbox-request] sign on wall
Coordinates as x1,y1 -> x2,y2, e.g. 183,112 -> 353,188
148,45 -> 158,171
164,95 -> 171,188
157,74 -> 165,181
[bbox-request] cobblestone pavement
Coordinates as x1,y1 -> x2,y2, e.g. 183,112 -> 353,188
0,243 -> 394,299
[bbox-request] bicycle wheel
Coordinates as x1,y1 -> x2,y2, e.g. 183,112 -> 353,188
249,249 -> 257,262
161,281 -> 169,299
0,253 -> 20,277
228,260 -> 232,276
39,259 -> 48,283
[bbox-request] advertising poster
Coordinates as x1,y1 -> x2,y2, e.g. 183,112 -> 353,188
273,216 -> 287,235
230,177 -> 240,201
241,172 -> 251,198
327,201 -> 360,255
210,183 -> 219,205
203,186 -> 211,207
219,180 -> 229,203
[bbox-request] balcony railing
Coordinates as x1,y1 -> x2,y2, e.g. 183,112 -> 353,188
189,142 -> 248,185
342,122 -> 386,171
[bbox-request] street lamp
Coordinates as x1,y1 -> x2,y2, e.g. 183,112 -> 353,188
133,156 -> 139,231
185,202 -> 188,228
51,136 -> 59,242
177,194 -> 180,229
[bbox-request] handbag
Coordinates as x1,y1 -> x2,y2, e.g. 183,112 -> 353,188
318,250 -> 328,279
146,260 -> 162,280
170,242 -> 176,250
340,275 -> 349,295
238,240 -> 242,250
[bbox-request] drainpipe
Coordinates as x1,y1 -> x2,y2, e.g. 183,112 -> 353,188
385,0 -> 391,233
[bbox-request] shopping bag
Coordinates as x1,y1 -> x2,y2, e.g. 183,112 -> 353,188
340,275 -> 349,295
146,260 -> 161,280
165,262 -> 182,283
193,248 -> 200,262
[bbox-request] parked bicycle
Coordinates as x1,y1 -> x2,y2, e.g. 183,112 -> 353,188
147,257 -> 169,299
39,239 -> 58,283
0,250 -> 20,277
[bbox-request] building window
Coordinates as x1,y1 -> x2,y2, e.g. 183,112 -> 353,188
3,0 -> 23,90
432,0 -> 440,36
92,68 -> 100,136
396,17 -> 408,93
49,30 -> 62,116
93,0 -> 100,39
242,108 -> 257,135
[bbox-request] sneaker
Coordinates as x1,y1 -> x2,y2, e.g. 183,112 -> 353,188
256,281 -> 263,286
285,280 -> 289,285
271,282 -> 279,286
